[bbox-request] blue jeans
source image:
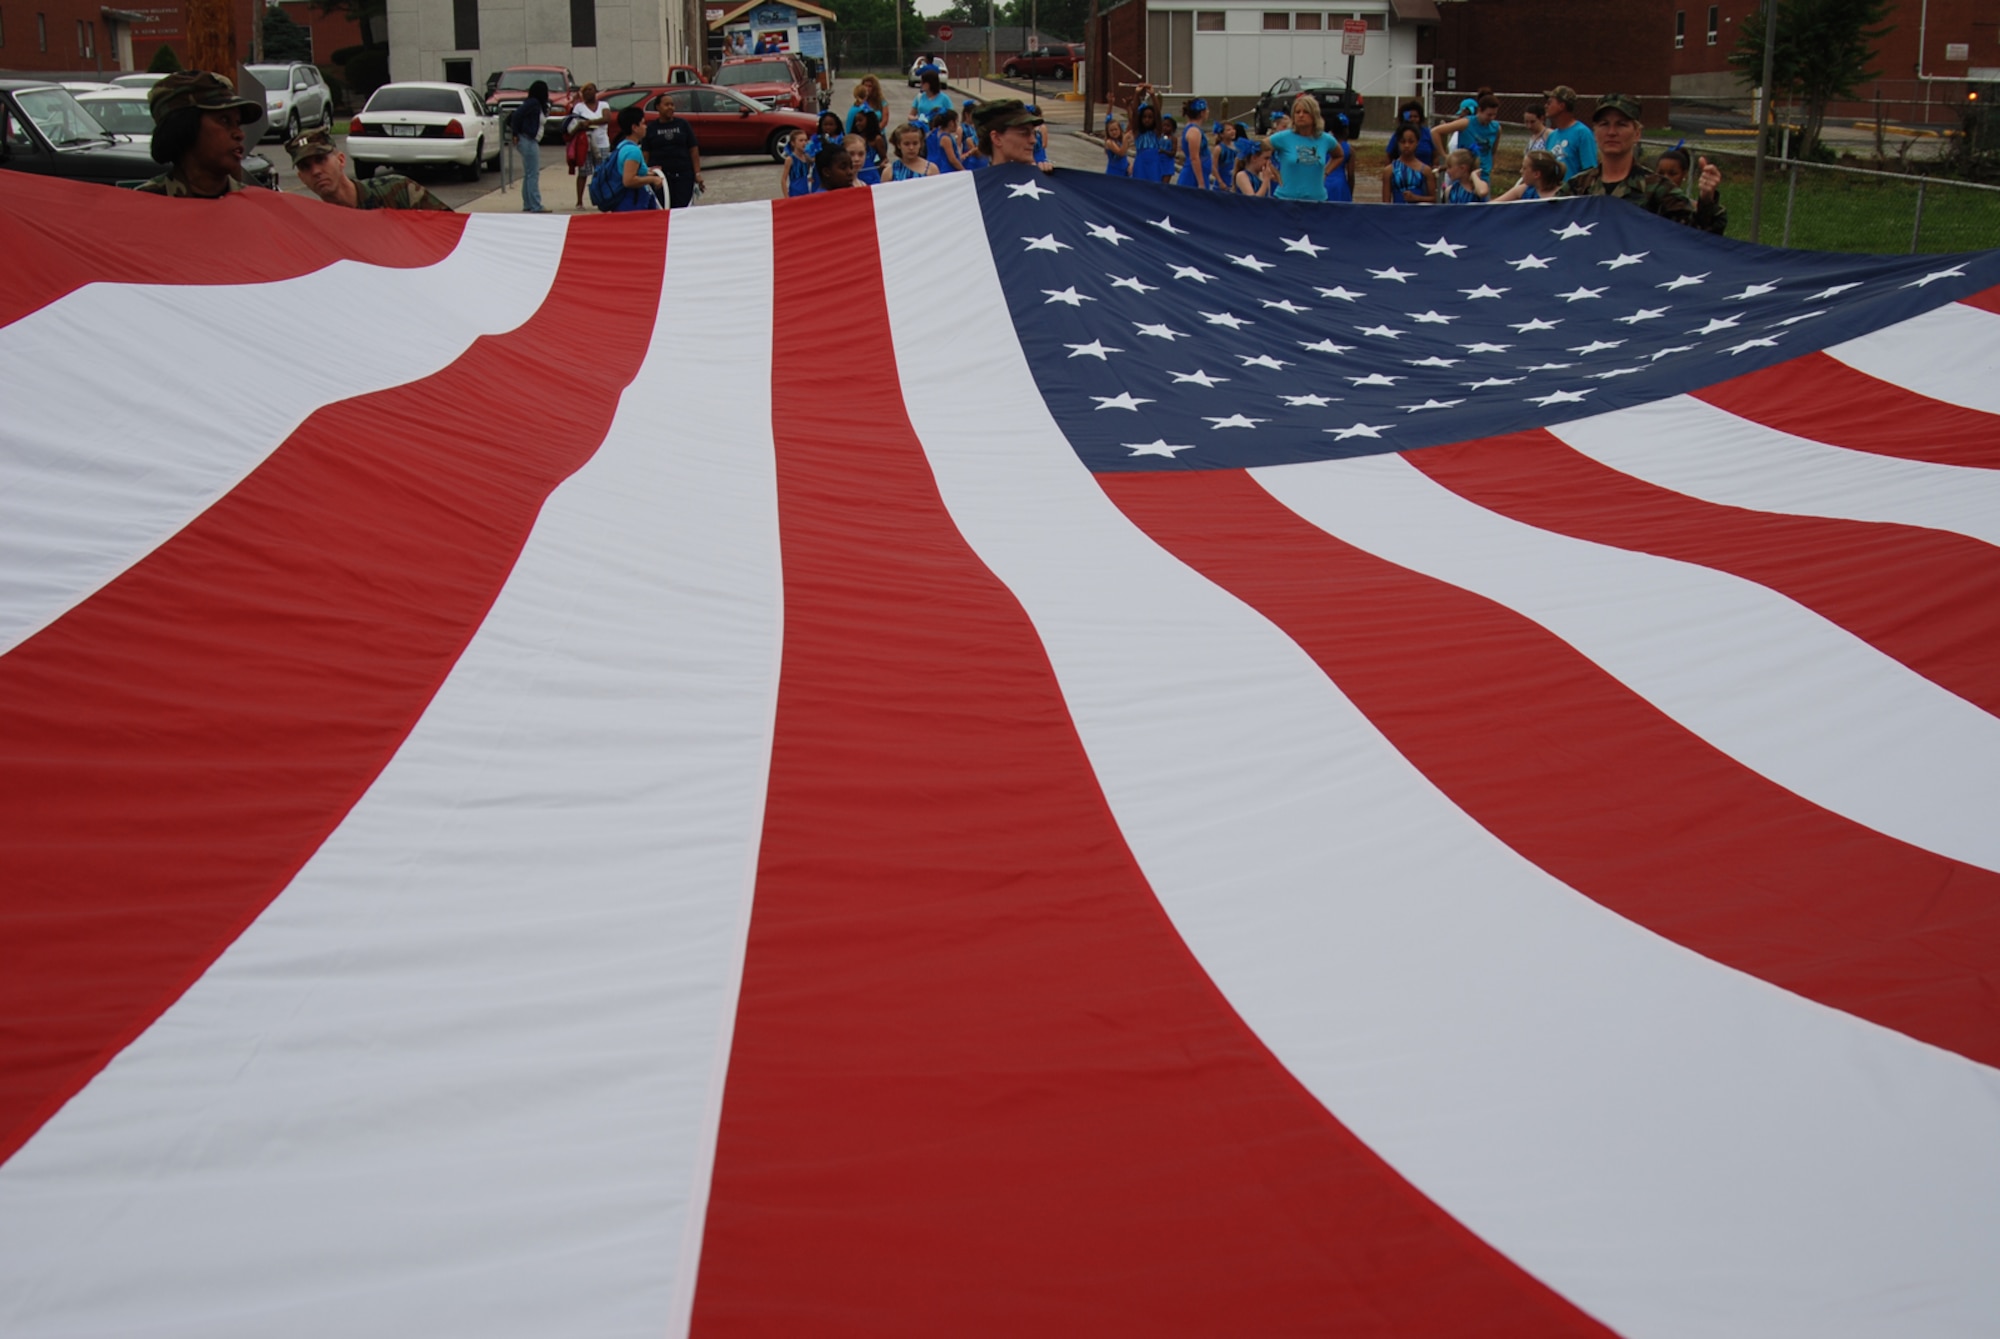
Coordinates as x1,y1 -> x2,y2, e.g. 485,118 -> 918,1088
517,135 -> 542,211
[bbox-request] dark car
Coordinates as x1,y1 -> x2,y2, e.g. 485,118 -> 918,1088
486,65 -> 577,143
0,78 -> 278,189
712,55 -> 814,113
1252,76 -> 1366,139
602,82 -> 819,161
1002,43 -> 1083,79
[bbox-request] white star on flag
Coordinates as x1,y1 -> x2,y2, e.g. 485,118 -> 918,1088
1407,356 -> 1460,369
1419,237 -> 1469,257
1108,274 -> 1159,295
1065,341 -> 1121,359
1315,285 -> 1365,301
1904,265 -> 1968,288
1551,221 -> 1597,239
1587,366 -> 1646,380
1528,387 -> 1594,404
1043,287 -> 1094,307
1724,335 -> 1784,355
1228,253 -> 1277,272
1568,340 -> 1625,355
1348,373 -> 1403,386
1007,179 -> 1054,199
1133,322 -> 1188,340
1616,308 -> 1670,324
1201,311 -> 1254,329
1658,273 -> 1709,290
1507,255 -> 1553,270
1461,285 -> 1509,299
1723,281 -> 1781,301
1459,341 -> 1512,353
1147,216 -> 1188,235
1170,265 -> 1215,283
1280,393 -> 1338,406
1649,344 -> 1697,360
1092,392 -> 1153,411
1407,310 -> 1457,324
1325,422 -> 1389,439
1399,398 -> 1465,413
1510,317 -> 1561,332
1523,361 -> 1576,372
1368,267 -> 1414,282
1464,376 -> 1522,388
1122,439 -> 1196,457
1600,252 -> 1649,269
1260,299 -> 1311,314
1691,316 -> 1741,335
1358,325 -> 1405,339
1772,311 -> 1825,326
1807,281 -> 1862,300
1299,339 -> 1355,354
1557,286 -> 1607,302
1238,354 -> 1291,370
1281,235 -> 1327,256
1170,370 -> 1230,387
1023,234 -> 1070,253
1204,413 -> 1267,429
1085,222 -> 1130,245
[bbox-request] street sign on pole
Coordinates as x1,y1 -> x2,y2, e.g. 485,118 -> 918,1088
938,22 -> 953,42
1340,18 -> 1366,56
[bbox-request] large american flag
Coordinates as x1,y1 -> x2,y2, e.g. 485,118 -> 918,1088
3,168 -> 1999,1336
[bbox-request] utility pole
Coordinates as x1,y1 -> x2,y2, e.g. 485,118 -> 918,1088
1749,0 -> 1779,242
895,0 -> 903,82
185,0 -> 237,75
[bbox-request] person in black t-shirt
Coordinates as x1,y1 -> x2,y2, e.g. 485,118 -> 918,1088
642,94 -> 705,208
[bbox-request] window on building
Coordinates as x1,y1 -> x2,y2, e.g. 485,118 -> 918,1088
443,56 -> 472,86
38,11 -> 48,51
1706,4 -> 1718,44
570,0 -> 595,47
76,18 -> 93,55
1195,10 -> 1224,29
1350,11 -> 1385,29
1263,11 -> 1289,29
452,0 -> 479,53
1295,12 -> 1322,29
1,12 -> 6,46
1674,9 -> 1684,48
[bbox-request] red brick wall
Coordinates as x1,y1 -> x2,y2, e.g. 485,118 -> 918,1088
0,0 -> 256,72
1090,0 -> 1146,110
1420,0 -> 1675,125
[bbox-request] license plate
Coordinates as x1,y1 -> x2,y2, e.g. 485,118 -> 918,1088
387,125 -> 420,137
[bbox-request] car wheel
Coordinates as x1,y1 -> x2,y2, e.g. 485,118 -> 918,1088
1003,64 -> 1019,77
461,137 -> 484,181
321,101 -> 335,129
286,111 -> 299,141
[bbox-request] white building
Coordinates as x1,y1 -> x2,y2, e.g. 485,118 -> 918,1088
386,0 -> 702,90
1137,0 -> 1437,104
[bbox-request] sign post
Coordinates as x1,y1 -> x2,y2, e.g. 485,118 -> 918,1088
1341,18 -> 1365,98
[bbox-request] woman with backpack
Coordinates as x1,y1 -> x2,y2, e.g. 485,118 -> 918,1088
609,106 -> 665,210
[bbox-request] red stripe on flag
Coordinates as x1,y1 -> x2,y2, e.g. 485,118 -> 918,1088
1103,467 -> 2000,1071
1694,352 -> 2000,470
0,174 -> 465,328
1962,285 -> 2000,316
0,217 -> 665,1166
691,189 -> 1613,1336
1406,430 -> 2000,718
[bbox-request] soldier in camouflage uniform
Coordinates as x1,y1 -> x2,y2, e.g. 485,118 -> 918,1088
136,70 -> 264,198
1559,93 -> 1727,235
286,128 -> 455,211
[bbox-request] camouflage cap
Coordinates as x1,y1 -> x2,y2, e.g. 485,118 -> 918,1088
1592,92 -> 1644,123
148,69 -> 265,127
969,98 -> 1043,133
1542,83 -> 1579,108
286,125 -> 338,166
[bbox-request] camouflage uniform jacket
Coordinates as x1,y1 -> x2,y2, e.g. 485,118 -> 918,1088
134,171 -> 248,198
1560,163 -> 1726,235
355,174 -> 455,211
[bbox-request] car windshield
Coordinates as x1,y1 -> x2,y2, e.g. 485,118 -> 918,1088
15,87 -> 109,147
497,69 -> 561,91
605,89 -> 649,110
715,62 -> 789,85
77,96 -> 154,134
366,87 -> 465,114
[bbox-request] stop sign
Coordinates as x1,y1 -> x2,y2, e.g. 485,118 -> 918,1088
937,22 -> 954,42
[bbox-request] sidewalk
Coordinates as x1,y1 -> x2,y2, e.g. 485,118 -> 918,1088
464,146 -> 592,214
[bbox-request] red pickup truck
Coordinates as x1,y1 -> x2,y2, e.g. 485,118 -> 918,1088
1002,43 -> 1083,79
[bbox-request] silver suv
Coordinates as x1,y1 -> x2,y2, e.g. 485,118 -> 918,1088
243,62 -> 334,142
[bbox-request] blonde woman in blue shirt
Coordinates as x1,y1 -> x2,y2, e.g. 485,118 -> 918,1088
1265,95 -> 1342,202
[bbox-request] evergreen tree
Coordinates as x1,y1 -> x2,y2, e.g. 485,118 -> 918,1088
147,43 -> 182,73
1732,0 -> 1892,160
262,8 -> 315,63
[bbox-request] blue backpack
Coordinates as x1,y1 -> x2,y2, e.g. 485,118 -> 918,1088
588,150 -> 625,210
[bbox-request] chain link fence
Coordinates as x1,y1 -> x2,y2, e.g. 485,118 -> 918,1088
1690,144 -> 2000,254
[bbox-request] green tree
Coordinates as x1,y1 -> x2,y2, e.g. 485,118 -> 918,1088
147,42 -> 182,72
1732,0 -> 1892,160
262,8 -> 314,62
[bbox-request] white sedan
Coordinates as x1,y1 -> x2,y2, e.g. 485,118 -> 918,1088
346,82 -> 501,181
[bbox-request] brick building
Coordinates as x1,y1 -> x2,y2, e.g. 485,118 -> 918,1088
1670,0 -> 1994,125
1418,0 -> 1675,125
0,0 -> 255,74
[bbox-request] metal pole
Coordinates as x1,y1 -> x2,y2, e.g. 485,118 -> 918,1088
895,0 -> 903,83
1781,162 -> 1798,246
1910,179 -> 1927,253
1030,0 -> 1039,107
1749,0 -> 1779,241
1084,0 -> 1098,133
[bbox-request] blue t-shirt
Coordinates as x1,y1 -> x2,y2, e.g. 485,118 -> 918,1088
845,102 -> 885,133
613,140 -> 653,210
912,91 -> 952,125
1268,129 -> 1338,202
1459,117 -> 1499,176
1545,120 -> 1598,178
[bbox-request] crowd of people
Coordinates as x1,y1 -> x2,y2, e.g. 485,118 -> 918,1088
129,65 -> 1723,233
1093,81 -> 1725,231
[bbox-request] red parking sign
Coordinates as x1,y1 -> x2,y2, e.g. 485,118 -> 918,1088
938,22 -> 954,42
1341,18 -> 1366,55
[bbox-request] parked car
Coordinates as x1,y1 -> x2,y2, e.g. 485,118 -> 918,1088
712,54 -> 813,112
1002,43 -> 1082,79
61,80 -> 120,95
348,82 -> 501,181
1,79 -> 277,188
1252,76 -> 1366,138
244,62 -> 336,142
601,82 -> 818,161
486,65 -> 577,143
109,72 -> 166,90
908,55 -> 944,87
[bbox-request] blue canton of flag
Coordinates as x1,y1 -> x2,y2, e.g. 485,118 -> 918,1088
970,166 -> 1998,471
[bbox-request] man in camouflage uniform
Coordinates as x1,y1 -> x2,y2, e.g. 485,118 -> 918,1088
1560,93 -> 1727,235
286,127 -> 454,211
136,70 -> 263,198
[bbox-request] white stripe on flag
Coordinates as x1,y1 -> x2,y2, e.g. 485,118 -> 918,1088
1256,451 -> 2000,873
1552,395 -> 2000,547
873,171 -> 2000,1338
0,207 -> 781,1338
0,215 -> 568,657
1824,297 -> 2000,416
